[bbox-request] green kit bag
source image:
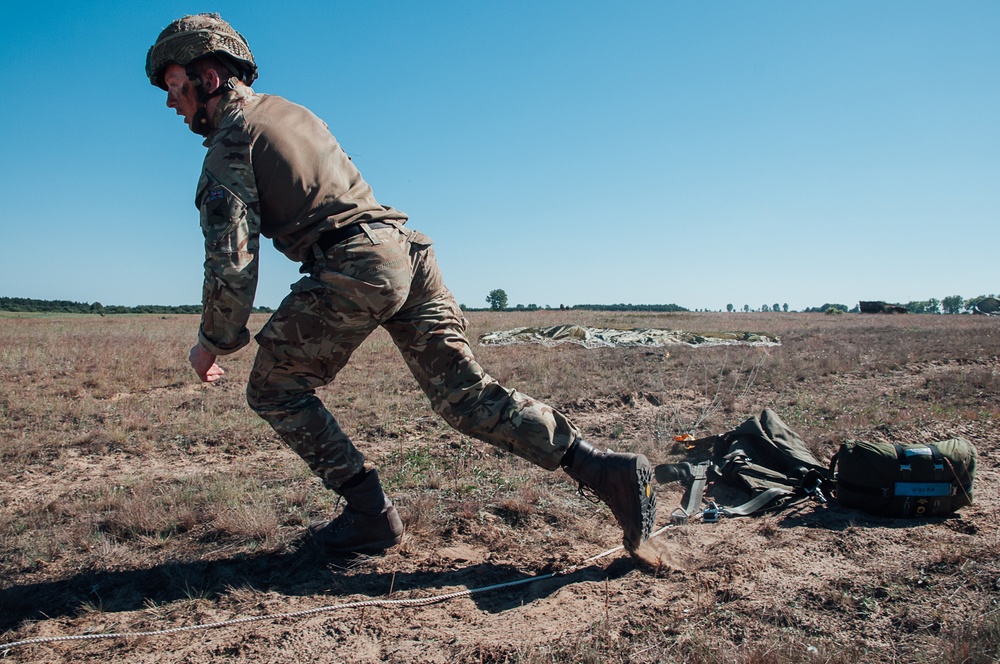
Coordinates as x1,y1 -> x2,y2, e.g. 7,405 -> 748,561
832,438 -> 977,517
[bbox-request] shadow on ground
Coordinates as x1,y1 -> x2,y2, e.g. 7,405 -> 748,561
776,503 -> 966,530
0,542 -> 621,633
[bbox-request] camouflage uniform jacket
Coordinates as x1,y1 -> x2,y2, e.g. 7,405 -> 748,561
195,86 -> 408,355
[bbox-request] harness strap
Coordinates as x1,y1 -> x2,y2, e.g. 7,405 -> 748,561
720,487 -> 794,517
682,463 -> 711,517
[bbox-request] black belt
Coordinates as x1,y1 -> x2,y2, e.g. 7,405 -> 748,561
315,221 -> 395,254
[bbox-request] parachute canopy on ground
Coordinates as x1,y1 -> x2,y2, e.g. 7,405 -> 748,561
973,297 -> 1000,315
478,325 -> 779,349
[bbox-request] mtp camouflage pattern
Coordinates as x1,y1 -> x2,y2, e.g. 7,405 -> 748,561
146,13 -> 257,89
195,85 -> 260,355
246,225 -> 580,487
187,79 -> 580,489
195,86 -> 408,356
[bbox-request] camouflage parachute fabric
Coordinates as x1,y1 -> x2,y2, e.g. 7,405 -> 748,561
973,297 -> 1000,315
478,325 -> 780,349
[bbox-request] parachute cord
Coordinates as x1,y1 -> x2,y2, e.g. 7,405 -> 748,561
1,525 -> 673,653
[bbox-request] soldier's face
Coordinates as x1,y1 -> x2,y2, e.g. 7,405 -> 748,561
163,64 -> 199,128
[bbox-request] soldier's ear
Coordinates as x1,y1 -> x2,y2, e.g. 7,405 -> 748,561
202,68 -> 222,94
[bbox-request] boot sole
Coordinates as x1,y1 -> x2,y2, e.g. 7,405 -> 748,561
318,535 -> 403,555
308,511 -> 404,555
623,455 -> 657,553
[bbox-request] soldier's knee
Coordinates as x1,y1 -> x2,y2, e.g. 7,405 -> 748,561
246,379 -> 289,417
247,380 -> 318,419
246,381 -> 271,416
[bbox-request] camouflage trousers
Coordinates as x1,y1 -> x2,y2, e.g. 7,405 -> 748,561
246,222 -> 580,489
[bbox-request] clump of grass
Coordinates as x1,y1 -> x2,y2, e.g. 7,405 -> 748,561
495,486 -> 541,526
940,610 -> 1000,663
211,502 -> 281,548
654,345 -> 770,437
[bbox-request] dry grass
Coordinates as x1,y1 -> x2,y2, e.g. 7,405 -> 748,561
0,311 -> 998,662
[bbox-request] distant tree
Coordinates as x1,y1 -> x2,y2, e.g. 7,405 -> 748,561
761,304 -> 770,312
942,295 -> 963,314
905,299 -> 941,314
486,289 -> 508,311
726,303 -> 734,312
773,303 -> 781,313
743,304 -> 749,313
782,303 -> 789,312
804,303 -> 848,313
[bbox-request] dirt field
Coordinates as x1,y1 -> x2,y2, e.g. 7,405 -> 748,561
1,310 -> 997,663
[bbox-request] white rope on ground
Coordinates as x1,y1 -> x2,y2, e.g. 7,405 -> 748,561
0,525 -> 673,654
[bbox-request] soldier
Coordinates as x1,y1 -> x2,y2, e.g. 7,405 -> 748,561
146,14 -> 656,556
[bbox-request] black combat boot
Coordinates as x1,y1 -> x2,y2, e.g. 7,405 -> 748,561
309,469 -> 404,554
562,439 -> 656,553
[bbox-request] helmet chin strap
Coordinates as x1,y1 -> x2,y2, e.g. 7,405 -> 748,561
190,106 -> 213,137
185,66 -> 238,136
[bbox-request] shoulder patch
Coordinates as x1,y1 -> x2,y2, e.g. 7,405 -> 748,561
207,187 -> 227,202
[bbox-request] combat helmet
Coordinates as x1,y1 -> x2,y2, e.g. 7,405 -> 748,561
146,13 -> 257,90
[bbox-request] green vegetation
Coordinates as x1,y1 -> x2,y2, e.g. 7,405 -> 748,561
0,296 -> 273,315
802,303 -> 849,313
8,292 -> 995,318
485,289 -> 508,311
571,303 -> 688,312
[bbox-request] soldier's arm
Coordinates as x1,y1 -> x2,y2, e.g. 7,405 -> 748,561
196,170 -> 260,357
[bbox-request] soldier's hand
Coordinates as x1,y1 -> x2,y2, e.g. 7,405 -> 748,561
189,344 -> 225,383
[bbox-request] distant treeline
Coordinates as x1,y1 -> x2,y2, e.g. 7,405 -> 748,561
0,297 -> 273,315
571,303 -> 689,312
460,303 -> 689,312
800,295 -> 995,315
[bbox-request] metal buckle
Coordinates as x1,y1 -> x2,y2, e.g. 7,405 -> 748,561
669,507 -> 689,525
801,472 -> 828,504
702,502 -> 720,523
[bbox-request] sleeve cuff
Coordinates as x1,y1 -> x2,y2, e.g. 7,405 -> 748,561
198,326 -> 251,356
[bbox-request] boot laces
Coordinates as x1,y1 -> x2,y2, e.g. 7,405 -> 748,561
325,509 -> 358,534
576,482 -> 604,505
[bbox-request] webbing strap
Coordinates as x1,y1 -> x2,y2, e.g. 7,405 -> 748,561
894,444 -> 947,481
720,487 -> 793,517
682,463 -> 711,516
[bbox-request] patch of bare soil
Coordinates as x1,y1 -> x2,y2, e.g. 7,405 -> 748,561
1,312 -> 999,663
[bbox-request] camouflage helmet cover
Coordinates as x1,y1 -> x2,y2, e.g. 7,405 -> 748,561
146,13 -> 257,90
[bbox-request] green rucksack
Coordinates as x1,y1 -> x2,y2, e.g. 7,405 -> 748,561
656,409 -> 978,521
831,438 -> 977,517
655,408 -> 835,521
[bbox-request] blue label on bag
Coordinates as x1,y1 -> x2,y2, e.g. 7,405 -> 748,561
895,482 -> 951,497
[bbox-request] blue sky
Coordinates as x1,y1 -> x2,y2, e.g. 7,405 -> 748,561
1,1 -> 997,311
